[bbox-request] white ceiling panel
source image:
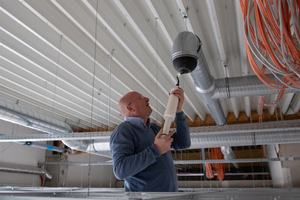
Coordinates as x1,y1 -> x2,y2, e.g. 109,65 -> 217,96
0,0 -> 298,131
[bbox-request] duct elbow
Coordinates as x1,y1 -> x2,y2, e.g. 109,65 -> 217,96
40,168 -> 53,180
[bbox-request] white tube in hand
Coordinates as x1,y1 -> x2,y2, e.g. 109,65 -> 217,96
162,86 -> 179,137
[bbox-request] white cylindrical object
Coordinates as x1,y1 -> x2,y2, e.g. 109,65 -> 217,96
162,117 -> 173,136
162,86 -> 179,136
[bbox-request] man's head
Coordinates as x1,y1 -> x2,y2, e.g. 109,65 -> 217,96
119,92 -> 152,123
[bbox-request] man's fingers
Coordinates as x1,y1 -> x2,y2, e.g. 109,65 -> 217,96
156,128 -> 163,138
165,130 -> 175,139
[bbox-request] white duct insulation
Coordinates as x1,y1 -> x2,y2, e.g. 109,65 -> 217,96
0,163 -> 52,180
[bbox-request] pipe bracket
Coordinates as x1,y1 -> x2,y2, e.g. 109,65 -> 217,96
195,84 -> 215,94
225,77 -> 230,98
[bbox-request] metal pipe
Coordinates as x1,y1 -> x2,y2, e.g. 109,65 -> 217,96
108,49 -> 114,132
0,133 -> 66,153
177,172 -> 269,177
38,156 -> 300,166
201,148 -> 206,180
0,163 -> 52,179
21,141 -> 67,153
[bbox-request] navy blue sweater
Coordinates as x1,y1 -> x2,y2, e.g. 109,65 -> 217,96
109,112 -> 191,192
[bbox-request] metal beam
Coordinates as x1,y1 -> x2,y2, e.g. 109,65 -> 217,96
177,172 -> 269,177
38,156 -> 300,166
0,132 -> 111,142
0,120 -> 299,142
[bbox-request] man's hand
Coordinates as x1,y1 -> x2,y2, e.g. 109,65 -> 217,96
170,87 -> 185,113
154,129 -> 175,154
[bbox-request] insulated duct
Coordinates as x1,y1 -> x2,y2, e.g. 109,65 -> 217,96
0,163 -> 52,179
172,32 -> 300,126
189,130 -> 300,148
0,98 -> 111,157
1,97 -> 300,156
172,31 -> 227,126
212,74 -> 300,99
221,146 -> 239,169
37,124 -> 299,152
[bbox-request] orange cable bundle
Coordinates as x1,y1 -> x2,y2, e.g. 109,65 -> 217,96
240,0 -> 300,105
205,148 -> 214,179
205,148 -> 225,181
211,148 -> 225,181
205,163 -> 214,179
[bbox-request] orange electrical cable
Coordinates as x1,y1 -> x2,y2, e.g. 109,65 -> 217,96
211,148 -> 225,181
205,163 -> 214,179
205,148 -> 214,179
240,0 -> 300,106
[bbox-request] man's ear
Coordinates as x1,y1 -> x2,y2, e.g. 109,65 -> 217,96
126,104 -> 134,113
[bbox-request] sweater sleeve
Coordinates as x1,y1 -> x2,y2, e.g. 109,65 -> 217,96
171,111 -> 191,150
109,125 -> 161,180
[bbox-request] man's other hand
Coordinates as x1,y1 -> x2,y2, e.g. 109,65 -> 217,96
154,129 -> 175,154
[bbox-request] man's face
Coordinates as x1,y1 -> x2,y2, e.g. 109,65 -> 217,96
128,92 -> 152,119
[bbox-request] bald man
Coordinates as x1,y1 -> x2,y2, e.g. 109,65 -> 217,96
109,87 -> 191,192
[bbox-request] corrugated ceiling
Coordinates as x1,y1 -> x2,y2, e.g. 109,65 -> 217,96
1,0 -> 299,131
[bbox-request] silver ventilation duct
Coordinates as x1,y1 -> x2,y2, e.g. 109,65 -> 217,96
1,97 -> 300,157
0,98 -> 111,157
0,99 -> 72,133
36,124 -> 299,152
212,74 -> 299,99
189,130 -> 300,148
172,31 -> 227,126
0,163 -> 52,180
172,32 -> 300,125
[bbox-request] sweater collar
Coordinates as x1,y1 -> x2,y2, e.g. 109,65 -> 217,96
124,117 -> 151,128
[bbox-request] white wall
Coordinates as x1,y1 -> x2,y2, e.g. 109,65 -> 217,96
0,120 -> 46,186
281,143 -> 300,187
44,154 -> 117,188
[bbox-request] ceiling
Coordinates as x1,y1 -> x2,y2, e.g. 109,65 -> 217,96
1,0 -> 300,132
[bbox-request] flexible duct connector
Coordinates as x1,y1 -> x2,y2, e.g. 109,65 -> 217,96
0,163 -> 52,179
190,47 -> 227,126
212,74 -> 299,99
221,146 -> 239,169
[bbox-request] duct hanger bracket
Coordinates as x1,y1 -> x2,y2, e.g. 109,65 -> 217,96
223,61 -> 230,98
179,7 -> 189,31
225,77 -> 230,98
